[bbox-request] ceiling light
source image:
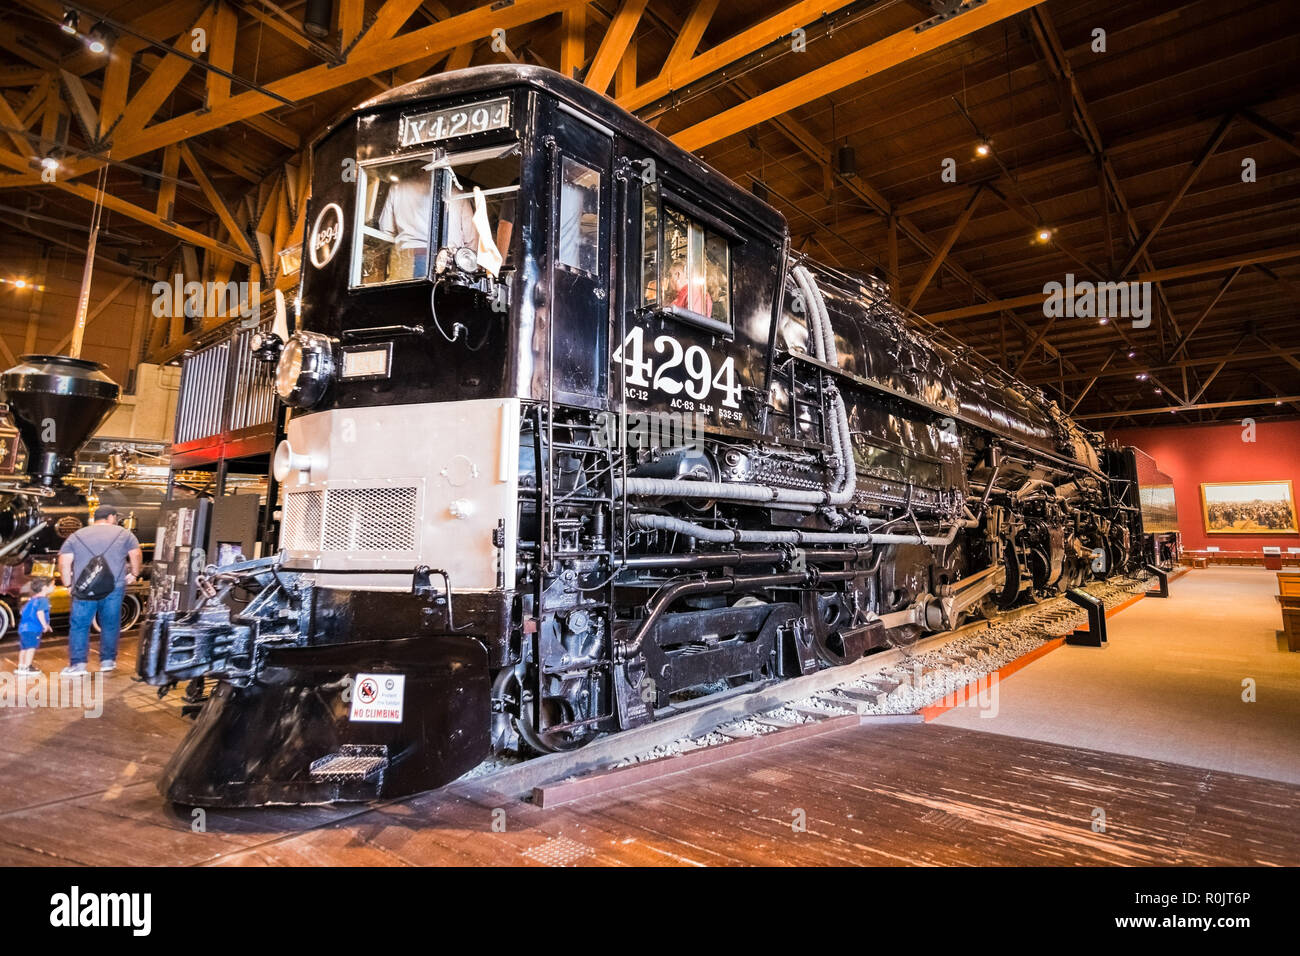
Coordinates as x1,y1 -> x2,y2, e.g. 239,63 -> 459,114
87,23 -> 111,54
60,9 -> 78,35
40,156 -> 58,171
1098,317 -> 1109,325
1153,387 -> 1162,394
14,279 -> 27,289
975,141 -> 991,158
836,144 -> 856,177
1136,372 -> 1148,381
1036,228 -> 1052,242
1127,350 -> 1136,359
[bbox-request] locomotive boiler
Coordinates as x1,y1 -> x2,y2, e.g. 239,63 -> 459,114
138,66 -> 1155,806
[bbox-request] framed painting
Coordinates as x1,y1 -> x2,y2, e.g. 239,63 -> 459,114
1200,480 -> 1298,535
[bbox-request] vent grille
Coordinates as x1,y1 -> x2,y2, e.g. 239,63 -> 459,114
283,491 -> 324,551
322,486 -> 419,552
281,485 -> 419,554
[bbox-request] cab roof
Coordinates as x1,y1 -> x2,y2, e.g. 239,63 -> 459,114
351,64 -> 786,239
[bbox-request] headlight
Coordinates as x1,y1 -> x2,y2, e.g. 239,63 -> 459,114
274,331 -> 334,407
454,246 -> 479,273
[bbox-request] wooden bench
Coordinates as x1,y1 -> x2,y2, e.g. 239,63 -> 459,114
1278,572 -> 1300,652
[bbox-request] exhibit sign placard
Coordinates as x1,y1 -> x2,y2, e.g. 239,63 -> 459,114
349,673 -> 406,723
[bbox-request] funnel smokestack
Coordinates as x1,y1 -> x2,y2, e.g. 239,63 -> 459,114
1,355 -> 120,486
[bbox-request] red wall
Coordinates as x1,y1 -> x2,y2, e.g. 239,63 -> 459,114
1106,418 -> 1300,552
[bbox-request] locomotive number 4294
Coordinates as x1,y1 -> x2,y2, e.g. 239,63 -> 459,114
613,327 -> 742,409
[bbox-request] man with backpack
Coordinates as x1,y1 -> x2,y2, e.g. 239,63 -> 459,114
56,505 -> 143,675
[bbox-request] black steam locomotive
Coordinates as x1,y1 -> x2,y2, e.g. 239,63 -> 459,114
139,66 -> 1156,806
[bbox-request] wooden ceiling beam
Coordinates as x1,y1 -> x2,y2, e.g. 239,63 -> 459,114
206,1 -> 238,108
0,88 -> 35,157
58,69 -> 98,143
98,0 -> 585,165
0,146 -> 254,263
906,186 -> 982,311
179,141 -> 255,257
671,0 -> 1046,152
1067,351 -> 1114,415
1116,114 -> 1235,277
1248,330 -> 1300,376
98,46 -> 132,141
1236,108 -> 1300,161
619,0 -> 865,112
340,0 -> 368,50
926,244 -> 1300,322
584,0 -> 648,95
1167,267 -> 1243,362
114,8 -> 214,140
1025,5 -> 1184,353
723,82 -> 1045,367
663,0 -> 719,73
1023,346 -> 1300,388
1075,394 -> 1300,422
560,5 -> 587,80
355,0 -> 431,52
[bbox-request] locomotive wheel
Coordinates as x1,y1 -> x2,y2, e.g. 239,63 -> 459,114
1105,540 -> 1128,578
515,697 -> 599,755
995,540 -> 1022,610
509,660 -> 601,756
799,592 -> 856,666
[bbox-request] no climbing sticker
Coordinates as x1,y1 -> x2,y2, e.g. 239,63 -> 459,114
349,673 -> 406,723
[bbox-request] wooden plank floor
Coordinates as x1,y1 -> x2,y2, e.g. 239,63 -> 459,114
1,635 -> 1297,866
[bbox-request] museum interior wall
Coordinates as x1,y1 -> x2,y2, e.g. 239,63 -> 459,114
0,238 -> 148,390
1107,419 -> 1300,551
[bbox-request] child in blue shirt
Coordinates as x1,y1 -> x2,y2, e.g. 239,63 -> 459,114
15,576 -> 54,676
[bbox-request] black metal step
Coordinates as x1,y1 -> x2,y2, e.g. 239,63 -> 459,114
309,744 -> 389,783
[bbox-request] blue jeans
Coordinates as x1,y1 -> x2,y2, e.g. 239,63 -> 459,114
69,586 -> 125,666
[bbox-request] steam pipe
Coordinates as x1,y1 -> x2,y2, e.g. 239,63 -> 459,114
1014,479 -> 1056,500
620,547 -> 870,570
630,513 -> 961,548
791,265 -> 824,361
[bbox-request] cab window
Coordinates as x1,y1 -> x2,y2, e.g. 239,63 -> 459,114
640,186 -> 731,332
354,155 -> 435,286
439,143 -> 520,273
352,142 -> 520,287
558,157 -> 601,274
